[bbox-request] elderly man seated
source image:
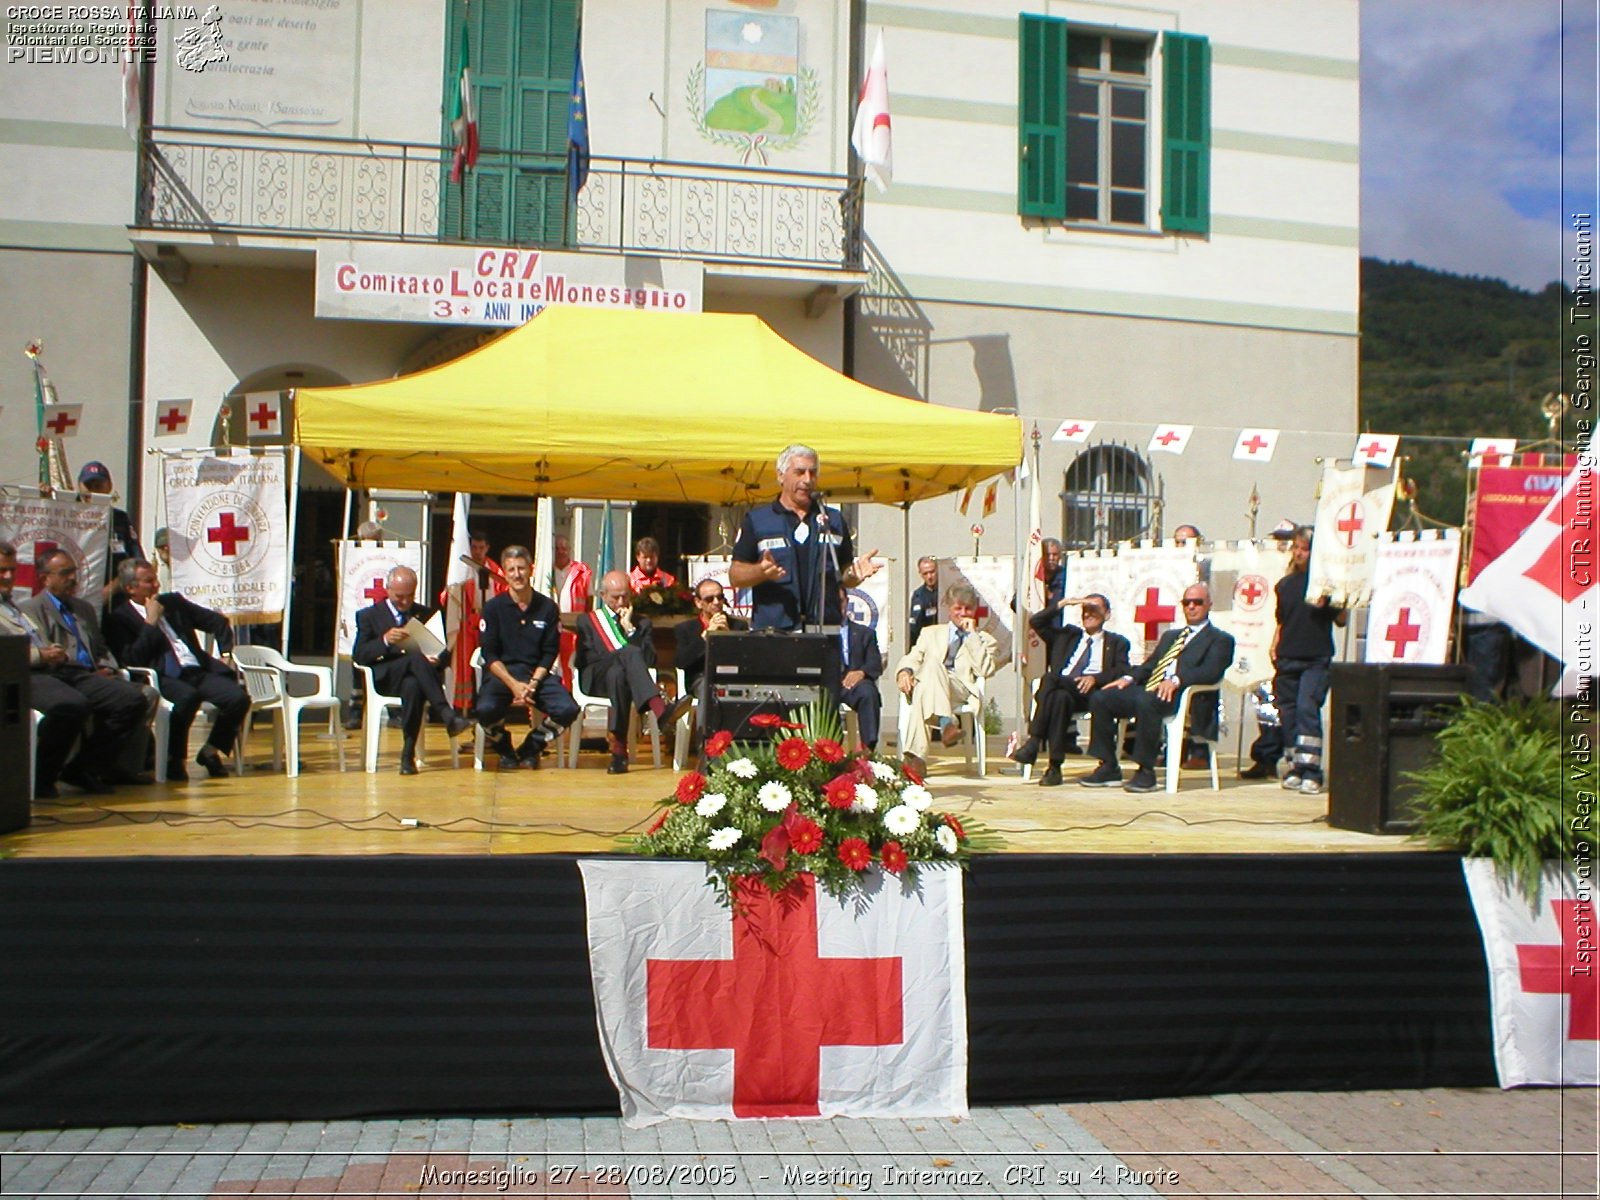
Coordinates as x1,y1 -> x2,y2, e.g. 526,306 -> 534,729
894,582 -> 997,775
576,570 -> 689,774
352,565 -> 473,774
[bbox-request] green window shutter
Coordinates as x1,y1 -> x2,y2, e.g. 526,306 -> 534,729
1018,13 -> 1067,219
1161,31 -> 1210,234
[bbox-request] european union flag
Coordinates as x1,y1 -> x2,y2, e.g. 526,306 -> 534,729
567,41 -> 589,198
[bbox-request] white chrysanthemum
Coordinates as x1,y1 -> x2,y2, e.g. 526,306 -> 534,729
882,804 -> 920,837
696,792 -> 728,819
851,784 -> 879,813
757,781 -> 793,812
725,758 -> 758,779
869,761 -> 898,783
935,824 -> 958,855
707,826 -> 742,851
900,784 -> 934,812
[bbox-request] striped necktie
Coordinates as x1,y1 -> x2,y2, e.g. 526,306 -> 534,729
1143,628 -> 1190,691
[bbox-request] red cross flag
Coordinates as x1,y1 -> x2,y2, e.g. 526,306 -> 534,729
1232,428 -> 1279,463
1352,433 -> 1399,470
1458,452 -> 1597,671
1147,424 -> 1192,456
850,29 -> 893,193
243,392 -> 283,439
579,860 -> 966,1126
1307,463 -> 1395,607
40,405 -> 83,438
1462,861 -> 1598,1086
1468,437 -> 1518,469
1363,530 -> 1462,665
152,399 -> 193,439
1051,419 -> 1096,444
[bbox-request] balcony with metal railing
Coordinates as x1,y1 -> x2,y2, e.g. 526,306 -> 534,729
136,127 -> 864,272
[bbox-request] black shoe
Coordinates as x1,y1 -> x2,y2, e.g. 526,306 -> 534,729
606,753 -> 629,775
1078,763 -> 1124,788
1063,740 -> 1084,756
1039,765 -> 1064,787
518,752 -> 543,771
197,746 -> 230,779
1239,761 -> 1275,780
445,715 -> 474,740
165,759 -> 190,782
1123,768 -> 1159,793
1010,738 -> 1039,767
663,696 -> 694,728
398,758 -> 419,776
497,753 -> 522,771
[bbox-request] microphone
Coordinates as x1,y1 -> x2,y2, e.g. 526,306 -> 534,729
813,491 -> 829,529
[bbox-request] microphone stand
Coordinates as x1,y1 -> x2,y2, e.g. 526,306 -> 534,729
812,491 -> 841,634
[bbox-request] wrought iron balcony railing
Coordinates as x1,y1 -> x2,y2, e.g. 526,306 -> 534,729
137,127 -> 863,271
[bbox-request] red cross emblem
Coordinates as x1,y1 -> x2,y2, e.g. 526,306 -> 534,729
1239,434 -> 1270,456
1517,900 -> 1598,1041
1521,469 -> 1595,604
248,400 -> 279,431
363,577 -> 389,603
1359,438 -> 1390,462
1384,607 -> 1423,658
42,410 -> 77,436
1235,575 -> 1266,609
647,875 -> 903,1117
15,541 -> 59,593
206,512 -> 251,557
1336,502 -> 1365,548
1154,429 -> 1183,448
156,405 -> 188,434
1133,586 -> 1176,641
1058,422 -> 1085,438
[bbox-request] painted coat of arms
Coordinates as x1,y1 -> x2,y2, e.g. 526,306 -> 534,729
689,9 -> 819,163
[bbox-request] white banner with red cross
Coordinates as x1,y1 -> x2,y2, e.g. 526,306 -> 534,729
0,492 -> 111,600
942,556 -> 1015,667
1462,860 -> 1599,1087
334,540 -> 427,657
1107,544 -> 1200,666
162,450 -> 289,619
1459,453 -> 1597,671
1364,530 -> 1462,666
579,860 -> 967,1126
1307,463 -> 1396,607
1208,539 -> 1291,687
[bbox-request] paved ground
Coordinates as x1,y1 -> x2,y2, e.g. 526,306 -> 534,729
2,1087 -> 1594,1198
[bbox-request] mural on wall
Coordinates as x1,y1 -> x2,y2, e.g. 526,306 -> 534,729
688,8 -> 818,164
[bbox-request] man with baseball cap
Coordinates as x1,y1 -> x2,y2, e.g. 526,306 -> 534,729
78,461 -> 144,576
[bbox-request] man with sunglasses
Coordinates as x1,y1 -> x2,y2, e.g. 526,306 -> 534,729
1080,582 -> 1234,794
674,578 -> 748,705
1012,592 -> 1130,786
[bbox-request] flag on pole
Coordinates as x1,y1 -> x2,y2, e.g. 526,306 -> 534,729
448,19 -> 478,184
121,8 -> 142,139
597,500 -> 615,574
567,37 -> 590,198
956,485 -> 974,516
446,493 -> 474,589
851,29 -> 893,193
981,480 -> 999,518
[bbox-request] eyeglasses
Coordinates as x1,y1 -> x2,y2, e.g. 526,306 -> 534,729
1181,598 -> 1207,606
1080,607 -> 1105,617
698,593 -> 724,604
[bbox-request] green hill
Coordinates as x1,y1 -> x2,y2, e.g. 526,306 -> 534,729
1360,258 -> 1578,524
706,84 -> 796,135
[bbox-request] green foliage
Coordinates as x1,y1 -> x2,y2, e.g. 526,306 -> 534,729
1407,699 -> 1571,899
705,84 -> 797,135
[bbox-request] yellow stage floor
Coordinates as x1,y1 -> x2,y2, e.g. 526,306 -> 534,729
4,724 -> 1420,859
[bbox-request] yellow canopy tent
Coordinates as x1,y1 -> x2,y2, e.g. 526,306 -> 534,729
292,307 -> 1021,505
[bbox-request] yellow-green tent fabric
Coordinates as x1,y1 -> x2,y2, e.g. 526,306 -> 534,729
293,307 -> 1021,505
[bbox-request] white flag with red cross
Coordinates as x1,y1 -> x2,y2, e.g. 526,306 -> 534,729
1352,432 -> 1399,470
1459,453 -> 1596,670
1148,424 -> 1192,456
1052,419 -> 1095,444
152,399 -> 193,440
1462,860 -> 1599,1087
1364,529 -> 1462,665
1307,463 -> 1395,607
579,860 -> 967,1126
241,391 -> 283,439
162,450 -> 290,618
1232,428 -> 1279,463
39,404 -> 83,439
335,539 -> 426,656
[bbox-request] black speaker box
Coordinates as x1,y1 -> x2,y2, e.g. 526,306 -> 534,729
1328,663 -> 1470,834
703,630 -> 841,740
0,636 -> 31,834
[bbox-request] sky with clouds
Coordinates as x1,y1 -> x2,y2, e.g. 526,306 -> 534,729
1360,0 -> 1593,292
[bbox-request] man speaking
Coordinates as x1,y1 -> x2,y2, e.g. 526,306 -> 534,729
730,444 -> 881,631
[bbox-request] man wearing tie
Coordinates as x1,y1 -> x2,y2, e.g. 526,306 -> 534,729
577,570 -> 689,774
105,559 -> 251,781
18,549 -> 151,793
836,586 -> 883,751
1080,582 -> 1235,794
353,565 -> 473,775
1012,592 -> 1130,787
894,583 -> 997,774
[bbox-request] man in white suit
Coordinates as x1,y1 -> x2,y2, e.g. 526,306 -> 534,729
894,582 -> 997,773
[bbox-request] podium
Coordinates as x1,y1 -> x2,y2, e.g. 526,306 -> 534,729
703,630 -> 841,741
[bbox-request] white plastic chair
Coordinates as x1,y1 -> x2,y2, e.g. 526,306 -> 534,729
232,645 -> 345,778
955,674 -> 988,777
671,668 -> 698,771
567,671 -> 661,769
355,662 -> 458,773
1163,682 -> 1222,793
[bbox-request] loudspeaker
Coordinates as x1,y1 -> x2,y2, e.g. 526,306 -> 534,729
0,636 -> 31,834
1328,663 -> 1470,834
703,630 -> 841,741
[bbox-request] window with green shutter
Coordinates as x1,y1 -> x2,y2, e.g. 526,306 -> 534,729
441,0 -> 579,246
1161,31 -> 1210,234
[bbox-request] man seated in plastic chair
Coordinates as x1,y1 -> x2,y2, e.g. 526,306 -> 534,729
835,583 -> 883,752
352,565 -> 473,775
1011,592 -> 1131,787
894,582 -> 997,776
1078,582 -> 1235,795
673,577 -> 747,737
577,571 -> 691,775
104,558 -> 250,781
474,545 -> 579,771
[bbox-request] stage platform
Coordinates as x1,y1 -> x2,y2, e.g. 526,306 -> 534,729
4,726 -> 1414,859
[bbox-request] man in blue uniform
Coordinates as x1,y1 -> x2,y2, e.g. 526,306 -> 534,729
474,545 -> 579,769
907,555 -> 939,645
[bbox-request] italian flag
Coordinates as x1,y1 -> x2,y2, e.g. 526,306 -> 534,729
448,21 -> 478,183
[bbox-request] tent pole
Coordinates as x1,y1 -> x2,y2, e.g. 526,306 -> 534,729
281,444 -> 300,657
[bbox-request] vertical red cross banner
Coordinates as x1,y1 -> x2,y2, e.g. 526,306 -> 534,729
335,540 -> 426,656
1208,538 -> 1292,688
0,493 -> 112,601
161,450 -> 289,619
1364,530 -> 1463,665
944,556 -> 1015,667
1462,861 -> 1599,1087
1307,463 -> 1396,607
1110,544 -> 1201,666
579,860 -> 967,1126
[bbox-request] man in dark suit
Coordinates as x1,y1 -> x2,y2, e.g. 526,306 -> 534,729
578,570 -> 686,774
1080,582 -> 1234,794
836,589 -> 883,750
352,565 -> 472,775
104,558 -> 250,781
674,577 -> 748,703
1013,592 -> 1131,786
19,549 -> 152,792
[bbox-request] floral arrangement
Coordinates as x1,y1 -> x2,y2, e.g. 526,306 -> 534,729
630,584 -> 696,618
631,703 -> 986,904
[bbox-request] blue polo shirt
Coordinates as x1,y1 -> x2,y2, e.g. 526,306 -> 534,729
733,497 -> 854,631
479,589 -> 562,670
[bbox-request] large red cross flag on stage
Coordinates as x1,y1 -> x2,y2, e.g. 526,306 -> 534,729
1147,424 -> 1193,456
1364,529 -> 1462,665
579,860 -> 966,1126
1459,452 -> 1596,671
1462,861 -> 1599,1087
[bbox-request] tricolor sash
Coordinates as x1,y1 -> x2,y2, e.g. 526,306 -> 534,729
590,606 -> 629,653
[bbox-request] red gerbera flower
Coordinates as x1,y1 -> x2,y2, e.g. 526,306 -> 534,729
837,837 -> 872,871
674,771 -> 707,805
879,840 -> 908,873
647,808 -> 671,834
788,814 -> 824,855
902,758 -> 925,785
813,738 -> 845,764
775,737 -> 811,771
779,720 -> 805,730
749,712 -> 783,729
823,774 -> 857,810
945,814 -> 967,840
704,730 -> 733,758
